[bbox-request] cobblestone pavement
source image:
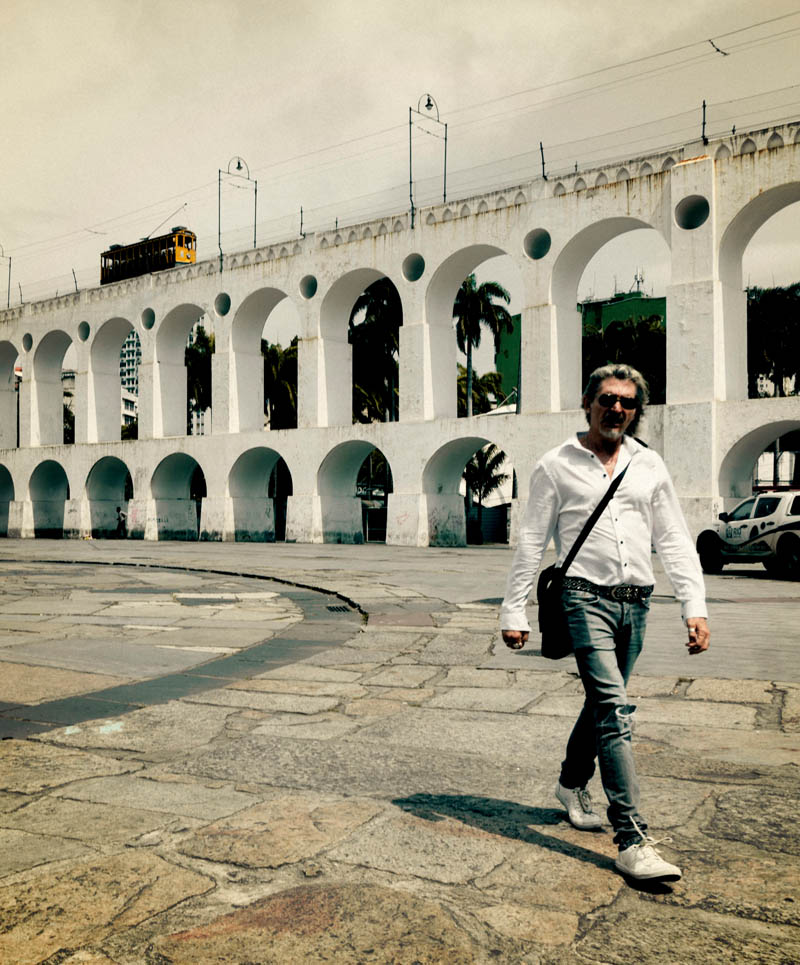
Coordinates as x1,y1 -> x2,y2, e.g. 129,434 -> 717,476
0,539 -> 797,964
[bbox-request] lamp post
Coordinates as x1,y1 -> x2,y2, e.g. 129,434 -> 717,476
0,245 -> 10,308
408,93 -> 447,229
217,156 -> 258,272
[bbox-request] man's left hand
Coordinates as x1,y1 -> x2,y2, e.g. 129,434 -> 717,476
686,617 -> 710,655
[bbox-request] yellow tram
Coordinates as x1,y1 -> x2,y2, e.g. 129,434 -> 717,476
100,226 -> 196,285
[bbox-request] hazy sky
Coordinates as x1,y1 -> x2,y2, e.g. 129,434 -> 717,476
4,0 -> 800,358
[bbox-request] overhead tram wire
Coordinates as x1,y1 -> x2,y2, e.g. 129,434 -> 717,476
9,11 -> 800,272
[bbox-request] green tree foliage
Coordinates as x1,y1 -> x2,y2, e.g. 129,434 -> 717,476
457,364 -> 503,417
453,274 -> 513,417
349,278 -> 401,423
63,404 -> 74,444
262,337 -> 298,429
582,313 -> 666,404
747,284 -> 800,398
463,444 -> 509,544
184,325 -> 215,431
121,418 -> 138,441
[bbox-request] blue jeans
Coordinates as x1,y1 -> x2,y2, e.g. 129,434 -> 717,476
557,587 -> 650,850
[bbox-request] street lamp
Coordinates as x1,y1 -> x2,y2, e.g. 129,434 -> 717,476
408,93 -> 448,229
0,245 -> 10,308
218,156 -> 258,272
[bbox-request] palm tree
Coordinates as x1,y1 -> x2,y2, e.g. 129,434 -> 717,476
262,337 -> 298,429
453,274 -> 513,417
463,444 -> 509,544
349,278 -> 401,423
457,365 -> 503,416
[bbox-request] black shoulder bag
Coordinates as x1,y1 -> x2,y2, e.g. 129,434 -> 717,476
537,461 -> 632,660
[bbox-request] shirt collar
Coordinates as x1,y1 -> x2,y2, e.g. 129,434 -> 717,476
567,432 -> 642,457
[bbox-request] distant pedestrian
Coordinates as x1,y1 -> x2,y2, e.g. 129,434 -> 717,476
115,506 -> 127,539
500,363 -> 710,882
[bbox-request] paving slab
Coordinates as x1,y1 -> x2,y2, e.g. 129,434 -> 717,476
0,661 -> 130,704
0,741 -> 136,794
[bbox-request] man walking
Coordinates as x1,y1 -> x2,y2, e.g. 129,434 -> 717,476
500,363 -> 710,881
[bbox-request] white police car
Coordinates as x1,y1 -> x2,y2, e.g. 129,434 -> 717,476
696,490 -> 800,576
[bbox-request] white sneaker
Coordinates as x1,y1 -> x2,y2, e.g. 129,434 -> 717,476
615,836 -> 682,881
555,782 -> 603,830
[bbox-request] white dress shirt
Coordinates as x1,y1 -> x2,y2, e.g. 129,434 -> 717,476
500,433 -> 708,631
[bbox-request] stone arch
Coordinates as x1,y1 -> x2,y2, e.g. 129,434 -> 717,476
719,182 -> 800,399
514,192 -> 526,205
29,459 -> 69,537
90,317 -> 133,442
426,213 -> 436,225
616,168 -> 630,181
767,132 -> 784,150
0,464 -> 13,536
574,178 -> 587,191
551,216 -> 661,410
422,436 -> 492,545
740,138 -> 757,155
150,452 -> 205,540
443,209 -> 454,222
318,267 -> 399,427
31,329 -> 72,446
460,204 -> 471,217
363,227 -> 373,239
230,287 -> 290,433
293,244 -> 302,255
794,128 -> 800,144
393,220 -> 404,233
378,222 -> 389,234
719,419 -> 800,498
496,197 -> 507,209
317,440 -> 394,543
595,172 -> 608,187
639,162 -> 653,176
154,303 -> 206,437
477,200 -> 488,214
320,238 -> 329,249
715,144 -> 731,161
348,230 -> 357,242
424,244 -> 508,420
280,246 -> 289,257
228,445 -> 289,541
661,157 -> 676,171
334,234 -> 343,245
0,339 -> 19,449
85,455 -> 132,537
553,182 -> 566,197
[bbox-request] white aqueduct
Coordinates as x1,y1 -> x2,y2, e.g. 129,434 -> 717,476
0,123 -> 799,546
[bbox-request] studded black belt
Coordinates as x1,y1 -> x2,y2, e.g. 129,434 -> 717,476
562,576 -> 654,602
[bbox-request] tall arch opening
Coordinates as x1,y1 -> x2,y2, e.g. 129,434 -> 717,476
32,330 -> 73,445
90,317 -> 134,442
0,340 -> 20,449
154,303 -> 208,437
576,228 -> 670,404
30,460 -> 69,537
0,465 -> 13,536
228,446 -> 292,541
317,441 -> 394,543
230,287 -> 297,433
319,269 -> 391,427
151,453 -> 205,540
349,277 -> 402,424
423,437 -> 515,546
719,185 -> 800,401
86,456 -> 133,537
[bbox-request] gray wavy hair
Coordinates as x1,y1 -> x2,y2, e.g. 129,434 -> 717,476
583,363 -> 649,436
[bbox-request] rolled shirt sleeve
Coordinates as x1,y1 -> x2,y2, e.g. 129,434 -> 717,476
651,468 -> 708,622
499,462 -> 560,631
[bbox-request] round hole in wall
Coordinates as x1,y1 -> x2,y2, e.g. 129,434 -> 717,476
77,321 -> 90,341
523,228 -> 552,260
299,275 -> 318,299
141,307 -> 156,330
402,253 -> 425,282
22,333 -> 33,352
675,194 -> 710,230
215,292 -> 231,316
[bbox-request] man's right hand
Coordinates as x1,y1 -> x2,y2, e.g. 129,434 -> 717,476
502,629 -> 529,650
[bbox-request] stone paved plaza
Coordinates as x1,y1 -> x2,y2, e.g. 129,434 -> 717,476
0,539 -> 798,964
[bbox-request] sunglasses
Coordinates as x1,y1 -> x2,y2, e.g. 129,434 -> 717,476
597,393 -> 637,410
